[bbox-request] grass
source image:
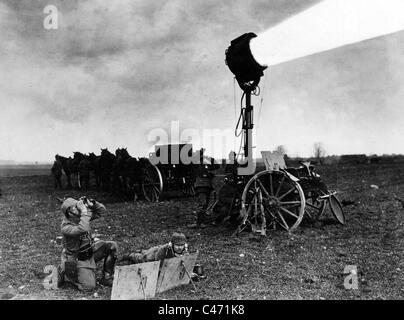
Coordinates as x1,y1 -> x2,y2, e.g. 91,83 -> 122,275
0,163 -> 403,300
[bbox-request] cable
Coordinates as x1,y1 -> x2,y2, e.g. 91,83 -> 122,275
234,111 -> 243,137
235,90 -> 247,162
236,130 -> 245,162
233,78 -> 237,152
234,81 -> 264,163
257,73 -> 267,129
233,77 -> 237,124
234,91 -> 245,137
240,91 -> 245,110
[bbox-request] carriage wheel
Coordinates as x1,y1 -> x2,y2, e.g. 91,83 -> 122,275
141,165 -> 163,202
240,170 -> 305,233
304,191 -> 326,220
329,194 -> 345,225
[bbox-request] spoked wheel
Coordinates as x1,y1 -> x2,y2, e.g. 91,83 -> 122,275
304,192 -> 326,220
329,194 -> 345,225
305,198 -> 326,220
239,170 -> 305,234
141,164 -> 163,202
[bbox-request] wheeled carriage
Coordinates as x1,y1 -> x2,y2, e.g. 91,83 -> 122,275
141,144 -> 197,202
204,151 -> 345,235
235,152 -> 345,235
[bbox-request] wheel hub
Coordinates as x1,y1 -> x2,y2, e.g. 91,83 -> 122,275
266,196 -> 280,208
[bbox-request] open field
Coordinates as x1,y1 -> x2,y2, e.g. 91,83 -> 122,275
0,165 -> 52,177
0,163 -> 403,300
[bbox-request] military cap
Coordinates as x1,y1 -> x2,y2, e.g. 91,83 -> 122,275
61,198 -> 78,215
171,232 -> 186,245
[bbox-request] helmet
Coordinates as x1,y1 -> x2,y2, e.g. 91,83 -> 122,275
61,198 -> 78,216
171,232 -> 186,246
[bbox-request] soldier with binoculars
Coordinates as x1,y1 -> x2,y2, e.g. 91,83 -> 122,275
58,196 -> 118,291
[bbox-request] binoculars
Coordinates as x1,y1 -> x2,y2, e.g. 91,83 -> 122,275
79,196 -> 94,207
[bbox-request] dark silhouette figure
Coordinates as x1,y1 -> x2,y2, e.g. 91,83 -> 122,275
99,148 -> 116,191
88,152 -> 101,188
51,155 -> 63,189
55,154 -> 73,188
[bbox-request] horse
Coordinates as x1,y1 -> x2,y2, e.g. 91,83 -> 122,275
55,154 -> 73,188
112,148 -> 132,194
125,157 -> 144,200
72,152 -> 93,190
88,152 -> 101,188
98,148 -> 116,190
70,152 -> 86,189
51,156 -> 63,189
110,148 -> 150,200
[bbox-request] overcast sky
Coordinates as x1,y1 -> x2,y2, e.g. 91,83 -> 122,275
0,0 -> 403,162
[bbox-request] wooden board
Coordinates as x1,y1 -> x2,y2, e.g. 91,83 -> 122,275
261,151 -> 286,171
111,261 -> 160,300
156,252 -> 198,294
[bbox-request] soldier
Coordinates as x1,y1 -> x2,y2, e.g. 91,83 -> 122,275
121,232 -> 188,264
211,151 -> 242,226
188,149 -> 215,228
51,155 -> 63,189
59,197 -> 118,291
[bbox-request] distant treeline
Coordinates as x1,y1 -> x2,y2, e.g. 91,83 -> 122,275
277,154 -> 404,166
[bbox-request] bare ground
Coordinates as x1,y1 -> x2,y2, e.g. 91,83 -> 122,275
0,163 -> 403,300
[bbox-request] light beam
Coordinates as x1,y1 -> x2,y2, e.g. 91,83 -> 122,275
250,0 -> 404,66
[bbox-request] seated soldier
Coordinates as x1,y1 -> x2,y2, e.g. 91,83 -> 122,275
121,232 -> 188,264
59,197 -> 118,291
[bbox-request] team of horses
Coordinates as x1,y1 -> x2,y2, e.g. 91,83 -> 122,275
54,148 -> 151,198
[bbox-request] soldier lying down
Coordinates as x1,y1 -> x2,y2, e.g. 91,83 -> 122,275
119,232 -> 204,280
121,232 -> 189,264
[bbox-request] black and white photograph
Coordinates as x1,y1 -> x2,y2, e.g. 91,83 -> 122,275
0,0 -> 403,305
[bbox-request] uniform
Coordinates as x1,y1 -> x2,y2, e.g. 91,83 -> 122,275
194,165 -> 214,225
122,233 -> 188,264
59,198 -> 118,291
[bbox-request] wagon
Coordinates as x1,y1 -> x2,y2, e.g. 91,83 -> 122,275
140,144 -> 197,202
